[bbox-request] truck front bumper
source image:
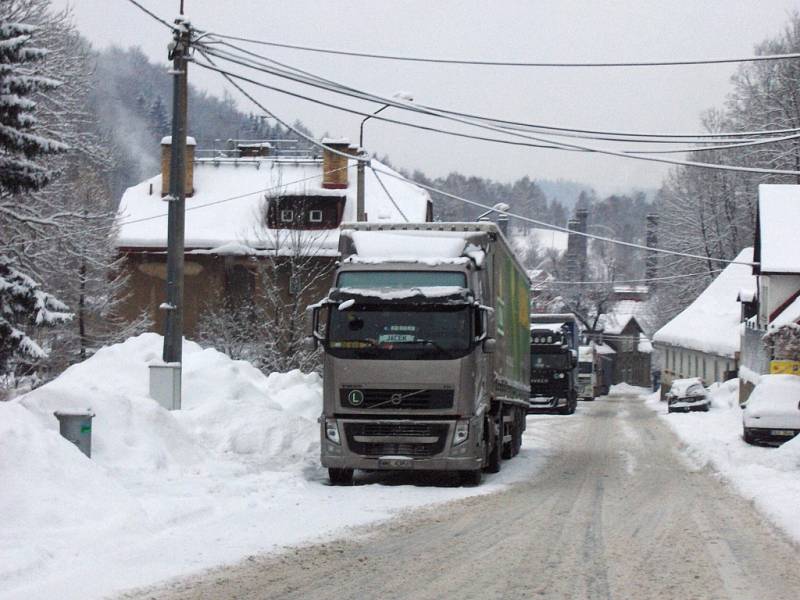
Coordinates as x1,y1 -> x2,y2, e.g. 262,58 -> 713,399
528,396 -> 568,412
320,417 -> 484,472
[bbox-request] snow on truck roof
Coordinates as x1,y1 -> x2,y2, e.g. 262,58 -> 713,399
339,222 -> 530,277
757,184 -> 800,274
653,247 -> 755,358
115,158 -> 429,253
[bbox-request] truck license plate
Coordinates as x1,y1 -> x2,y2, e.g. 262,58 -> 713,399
770,429 -> 795,436
378,457 -> 413,469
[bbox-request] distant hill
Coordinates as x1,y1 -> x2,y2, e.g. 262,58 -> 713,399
535,179 -> 595,211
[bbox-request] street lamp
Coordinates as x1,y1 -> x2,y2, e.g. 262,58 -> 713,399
356,92 -> 413,221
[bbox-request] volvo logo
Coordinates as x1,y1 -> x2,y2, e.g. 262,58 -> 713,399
347,389 -> 365,406
390,393 -> 403,405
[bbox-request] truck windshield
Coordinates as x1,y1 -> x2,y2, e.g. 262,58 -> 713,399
531,353 -> 569,370
327,304 -> 472,360
337,271 -> 466,289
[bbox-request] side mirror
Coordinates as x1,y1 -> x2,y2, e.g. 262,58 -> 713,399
482,337 -> 496,354
475,304 -> 496,342
305,304 -> 326,342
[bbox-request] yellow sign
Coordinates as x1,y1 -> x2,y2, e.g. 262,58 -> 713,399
769,360 -> 800,375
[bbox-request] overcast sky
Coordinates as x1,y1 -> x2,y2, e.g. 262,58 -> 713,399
57,0 -> 798,195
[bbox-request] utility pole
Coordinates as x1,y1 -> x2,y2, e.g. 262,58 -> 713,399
151,16 -> 190,411
356,154 -> 366,222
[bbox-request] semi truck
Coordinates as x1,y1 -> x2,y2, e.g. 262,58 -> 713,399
528,314 -> 578,414
306,222 -> 531,486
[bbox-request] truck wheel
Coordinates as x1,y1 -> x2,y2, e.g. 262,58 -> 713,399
512,408 -> 523,456
328,468 -> 354,486
486,415 -> 502,473
501,408 -> 513,459
459,469 -> 482,486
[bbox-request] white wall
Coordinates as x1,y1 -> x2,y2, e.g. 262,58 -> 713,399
760,274 -> 800,325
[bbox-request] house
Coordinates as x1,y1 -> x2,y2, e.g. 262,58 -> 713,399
598,300 -> 652,387
653,247 -> 755,399
739,184 -> 800,402
114,137 -> 432,337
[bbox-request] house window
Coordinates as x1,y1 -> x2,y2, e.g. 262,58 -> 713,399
309,209 -> 323,223
280,209 -> 294,223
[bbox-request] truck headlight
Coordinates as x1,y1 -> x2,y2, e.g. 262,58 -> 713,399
453,419 -> 470,446
325,419 -> 341,444
553,372 -> 564,379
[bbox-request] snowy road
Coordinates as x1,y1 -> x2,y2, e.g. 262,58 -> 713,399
121,393 -> 800,600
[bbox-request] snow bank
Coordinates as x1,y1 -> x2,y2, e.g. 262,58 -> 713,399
644,379 -> 800,544
0,333 -> 549,600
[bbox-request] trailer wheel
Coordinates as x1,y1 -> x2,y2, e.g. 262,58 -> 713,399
328,468 -> 354,486
459,469 -> 482,486
513,408 -> 523,455
486,415 -> 502,473
501,407 -> 514,459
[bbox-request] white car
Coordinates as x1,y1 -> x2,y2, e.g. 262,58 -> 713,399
666,377 -> 710,413
743,374 -> 800,446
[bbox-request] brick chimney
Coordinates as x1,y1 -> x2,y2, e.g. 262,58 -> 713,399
161,135 -> 196,197
321,137 -> 350,189
645,213 -> 659,282
575,208 -> 589,282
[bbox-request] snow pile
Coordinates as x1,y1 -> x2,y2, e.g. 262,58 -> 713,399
0,333 -> 549,600
644,378 -> 800,544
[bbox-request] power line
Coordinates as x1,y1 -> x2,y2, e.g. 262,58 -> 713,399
192,51 -> 800,176
123,0 -> 175,30
370,165 -> 757,266
201,43 -> 800,156
533,269 -> 724,286
201,32 -> 800,68
206,38 -> 800,141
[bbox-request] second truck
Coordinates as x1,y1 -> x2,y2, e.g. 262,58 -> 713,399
528,314 -> 579,414
306,222 -> 531,485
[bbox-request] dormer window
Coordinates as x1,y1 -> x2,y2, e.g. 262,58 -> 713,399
266,194 -> 346,230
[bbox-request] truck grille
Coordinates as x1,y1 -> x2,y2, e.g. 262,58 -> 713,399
344,422 -> 449,457
340,388 -> 454,410
530,381 -> 568,397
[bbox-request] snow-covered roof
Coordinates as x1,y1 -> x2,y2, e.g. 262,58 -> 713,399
115,157 -> 430,254
637,337 -> 653,354
599,300 -> 652,335
653,247 -> 755,358
737,287 -> 756,303
595,342 -> 616,355
757,184 -> 800,274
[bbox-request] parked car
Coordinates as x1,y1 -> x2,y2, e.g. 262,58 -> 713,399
742,374 -> 800,446
666,377 -> 710,413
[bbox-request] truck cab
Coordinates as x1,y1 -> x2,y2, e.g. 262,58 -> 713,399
528,315 -> 578,414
